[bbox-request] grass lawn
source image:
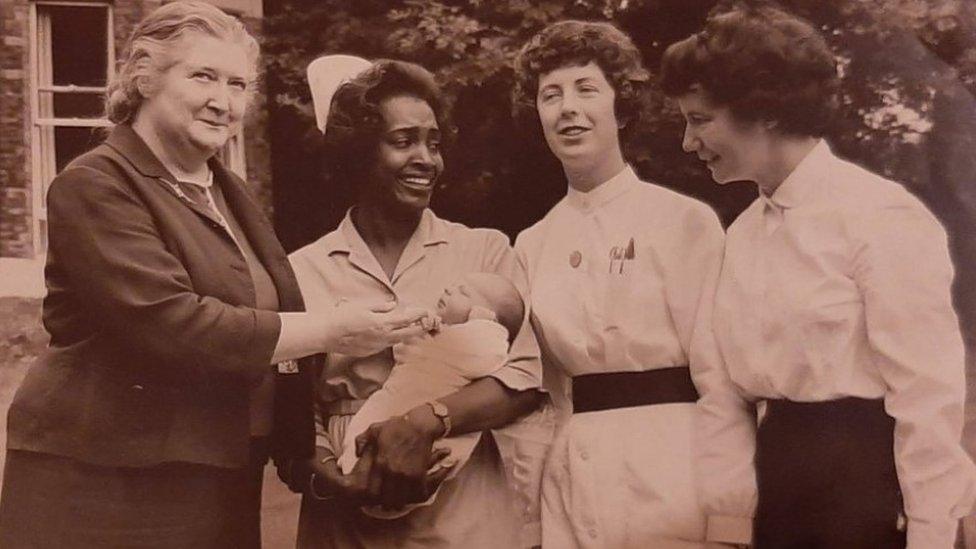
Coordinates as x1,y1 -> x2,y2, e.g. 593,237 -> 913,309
0,297 -> 300,548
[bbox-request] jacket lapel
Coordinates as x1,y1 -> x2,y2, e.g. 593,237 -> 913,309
104,125 -> 304,313
212,160 -> 305,313
104,125 -> 227,228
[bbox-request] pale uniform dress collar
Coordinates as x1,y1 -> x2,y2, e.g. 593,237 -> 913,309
564,164 -> 641,213
758,139 -> 830,234
314,207 -> 451,291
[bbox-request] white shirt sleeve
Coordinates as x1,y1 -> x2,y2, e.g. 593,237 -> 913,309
684,208 -> 758,545
479,230 -> 544,392
853,202 -> 976,549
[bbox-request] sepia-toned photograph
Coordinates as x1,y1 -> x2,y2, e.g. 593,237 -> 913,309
1,0 -> 975,547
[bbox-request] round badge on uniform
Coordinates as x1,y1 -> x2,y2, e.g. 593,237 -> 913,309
569,251 -> 582,268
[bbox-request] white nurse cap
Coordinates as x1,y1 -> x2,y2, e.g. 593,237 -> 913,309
307,54 -> 372,133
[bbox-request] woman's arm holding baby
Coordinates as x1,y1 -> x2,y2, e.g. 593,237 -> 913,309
354,378 -> 541,509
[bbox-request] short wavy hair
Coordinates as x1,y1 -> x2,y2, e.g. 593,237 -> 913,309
660,3 -> 839,137
322,59 -> 453,184
105,1 -> 259,125
513,20 -> 649,130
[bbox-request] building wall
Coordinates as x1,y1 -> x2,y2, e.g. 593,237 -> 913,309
0,0 -> 31,259
0,0 -> 271,296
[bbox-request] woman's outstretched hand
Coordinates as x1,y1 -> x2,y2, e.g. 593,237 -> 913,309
323,300 -> 431,357
273,300 -> 432,363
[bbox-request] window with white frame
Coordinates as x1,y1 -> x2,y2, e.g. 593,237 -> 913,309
30,1 -> 113,253
220,132 -> 248,180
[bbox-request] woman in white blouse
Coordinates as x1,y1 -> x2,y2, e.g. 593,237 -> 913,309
662,5 -> 976,548
513,21 -> 730,548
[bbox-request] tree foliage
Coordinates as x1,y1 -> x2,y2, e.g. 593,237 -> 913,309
265,0 -> 974,232
264,1 -> 976,373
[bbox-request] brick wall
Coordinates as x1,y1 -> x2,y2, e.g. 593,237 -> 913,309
0,0 -> 32,258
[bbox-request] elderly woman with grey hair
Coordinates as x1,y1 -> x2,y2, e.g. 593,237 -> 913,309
0,3 -> 428,547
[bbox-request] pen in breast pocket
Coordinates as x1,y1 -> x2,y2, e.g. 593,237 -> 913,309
616,238 -> 636,274
609,246 -> 623,274
608,239 -> 636,274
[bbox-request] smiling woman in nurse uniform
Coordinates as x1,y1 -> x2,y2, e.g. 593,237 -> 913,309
513,21 -> 732,548
662,4 -> 976,548
288,58 -> 545,548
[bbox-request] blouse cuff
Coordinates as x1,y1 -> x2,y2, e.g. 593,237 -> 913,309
490,366 -> 543,393
906,518 -> 958,549
706,514 -> 753,545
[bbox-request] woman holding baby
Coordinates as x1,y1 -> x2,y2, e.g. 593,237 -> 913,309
287,57 -> 547,548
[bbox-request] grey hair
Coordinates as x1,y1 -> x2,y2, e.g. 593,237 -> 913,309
105,0 -> 259,124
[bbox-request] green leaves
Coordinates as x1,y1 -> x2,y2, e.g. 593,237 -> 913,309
264,0 -> 976,235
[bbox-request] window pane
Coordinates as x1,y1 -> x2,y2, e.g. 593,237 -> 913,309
52,92 -> 105,118
46,5 -> 108,87
54,127 -> 108,172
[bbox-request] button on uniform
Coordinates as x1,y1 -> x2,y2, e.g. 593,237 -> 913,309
570,251 -> 582,268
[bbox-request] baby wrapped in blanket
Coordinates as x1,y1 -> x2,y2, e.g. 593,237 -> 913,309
337,272 -> 528,516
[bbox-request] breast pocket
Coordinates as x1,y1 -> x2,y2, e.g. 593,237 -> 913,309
603,268 -> 638,330
602,249 -> 667,368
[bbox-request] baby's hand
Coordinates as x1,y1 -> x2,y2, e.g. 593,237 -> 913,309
419,311 -> 442,333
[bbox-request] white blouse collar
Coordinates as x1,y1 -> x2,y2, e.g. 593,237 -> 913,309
565,165 -> 639,212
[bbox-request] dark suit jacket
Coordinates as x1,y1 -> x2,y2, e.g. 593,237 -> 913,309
6,125 -> 314,469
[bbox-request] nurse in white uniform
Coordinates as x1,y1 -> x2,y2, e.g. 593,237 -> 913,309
661,5 -> 976,549
512,20 -> 734,549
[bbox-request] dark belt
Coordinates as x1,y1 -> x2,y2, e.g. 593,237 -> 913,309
571,367 -> 699,413
762,397 -> 898,436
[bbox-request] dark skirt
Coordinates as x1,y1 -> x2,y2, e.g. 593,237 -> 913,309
0,439 -> 269,549
754,397 -> 906,549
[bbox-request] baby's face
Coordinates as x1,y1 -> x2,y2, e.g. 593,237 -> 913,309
436,281 -> 485,325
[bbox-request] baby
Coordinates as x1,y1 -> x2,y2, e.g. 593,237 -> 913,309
337,272 -> 526,512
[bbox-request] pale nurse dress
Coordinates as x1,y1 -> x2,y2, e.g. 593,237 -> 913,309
515,166 -> 724,549
289,208 -> 547,548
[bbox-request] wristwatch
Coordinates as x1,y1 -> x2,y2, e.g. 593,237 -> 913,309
425,400 -> 452,438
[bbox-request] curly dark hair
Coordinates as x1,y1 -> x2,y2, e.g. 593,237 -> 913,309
660,3 -> 839,137
512,20 -> 649,130
322,59 -> 453,185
